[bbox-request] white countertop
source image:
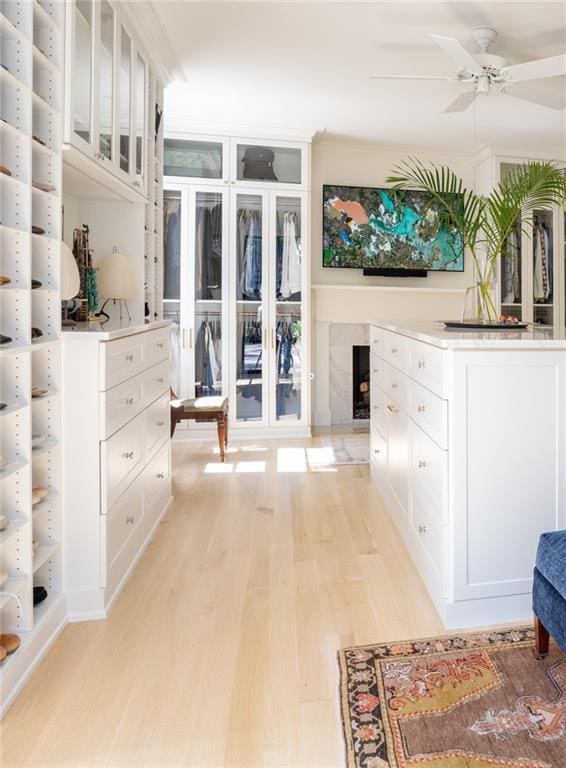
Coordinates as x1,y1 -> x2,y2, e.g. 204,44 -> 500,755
61,318 -> 170,341
370,321 -> 566,349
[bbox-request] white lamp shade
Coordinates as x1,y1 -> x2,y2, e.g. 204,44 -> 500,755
97,248 -> 137,299
61,241 -> 80,300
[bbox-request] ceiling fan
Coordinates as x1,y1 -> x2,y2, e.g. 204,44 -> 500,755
370,28 -> 566,112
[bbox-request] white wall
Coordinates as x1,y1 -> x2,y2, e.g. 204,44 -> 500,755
310,141 -> 475,425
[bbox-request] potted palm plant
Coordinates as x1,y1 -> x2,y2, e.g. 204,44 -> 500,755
386,159 -> 566,324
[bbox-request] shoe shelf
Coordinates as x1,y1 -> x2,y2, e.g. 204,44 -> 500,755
0,0 -> 62,710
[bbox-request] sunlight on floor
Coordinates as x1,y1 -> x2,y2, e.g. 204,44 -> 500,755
204,443 -> 340,474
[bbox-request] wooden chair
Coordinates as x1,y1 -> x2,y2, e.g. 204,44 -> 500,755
170,394 -> 229,462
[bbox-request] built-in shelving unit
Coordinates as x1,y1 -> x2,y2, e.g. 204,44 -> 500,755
0,0 -> 64,715
144,74 -> 164,320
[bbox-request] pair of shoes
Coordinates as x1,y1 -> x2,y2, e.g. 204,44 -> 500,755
0,275 -> 11,285
33,586 -> 47,605
31,434 -> 46,449
0,334 -> 13,345
32,180 -> 56,193
31,387 -> 48,398
0,634 -> 21,661
32,487 -> 49,505
31,327 -> 43,340
0,402 -> 7,410
32,279 -> 42,289
0,164 -> 11,176
31,225 -> 45,236
0,515 -> 9,531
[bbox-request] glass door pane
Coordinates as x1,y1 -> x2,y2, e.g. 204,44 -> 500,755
501,219 -> 522,321
274,196 -> 302,421
163,190 -> 181,394
119,26 -> 131,174
194,191 -> 223,397
164,138 -> 223,179
99,0 -> 114,160
73,0 -> 93,144
134,52 -> 146,179
235,194 -> 264,421
533,210 -> 554,326
236,143 -> 301,184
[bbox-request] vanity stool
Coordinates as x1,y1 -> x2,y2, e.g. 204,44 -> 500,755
170,395 -> 229,462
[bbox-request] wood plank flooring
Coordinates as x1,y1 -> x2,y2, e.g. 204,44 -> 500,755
0,436 -> 443,767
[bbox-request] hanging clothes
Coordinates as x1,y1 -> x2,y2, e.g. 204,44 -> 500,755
195,204 -> 222,300
163,199 -> 180,300
279,211 -> 301,300
239,210 -> 262,299
502,228 -> 520,304
195,318 -> 222,396
533,220 -> 551,302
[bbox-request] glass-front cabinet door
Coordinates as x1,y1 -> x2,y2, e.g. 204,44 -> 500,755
270,193 -> 306,425
71,0 -> 94,150
163,182 -> 228,402
118,25 -> 131,175
163,135 -> 227,183
134,51 -> 147,187
98,0 -> 114,161
231,191 -> 269,425
231,138 -> 309,189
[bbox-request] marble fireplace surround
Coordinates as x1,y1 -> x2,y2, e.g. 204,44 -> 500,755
329,323 -> 369,425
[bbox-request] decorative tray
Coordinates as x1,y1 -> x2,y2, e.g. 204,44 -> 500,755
443,321 -> 528,330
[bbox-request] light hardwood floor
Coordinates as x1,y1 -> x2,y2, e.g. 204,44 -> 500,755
1,436 -> 443,768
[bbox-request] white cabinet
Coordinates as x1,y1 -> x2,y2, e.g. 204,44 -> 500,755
369,322 -> 566,629
64,0 -> 150,199
163,134 -> 311,435
61,321 -> 172,618
475,154 -> 566,328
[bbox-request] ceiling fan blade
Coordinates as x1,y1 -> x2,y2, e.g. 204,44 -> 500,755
503,84 -> 566,111
444,90 -> 478,113
369,74 -> 454,81
430,34 -> 483,75
502,53 -> 566,83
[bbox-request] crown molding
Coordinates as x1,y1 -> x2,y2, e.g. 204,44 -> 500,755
164,115 -> 317,143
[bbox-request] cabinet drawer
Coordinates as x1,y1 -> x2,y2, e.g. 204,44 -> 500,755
384,332 -> 408,374
370,325 -> 386,360
144,393 -> 170,461
106,476 -> 144,568
408,378 -> 448,450
102,415 -> 145,511
410,486 -> 442,575
370,355 -> 388,393
101,376 -> 144,439
143,361 -> 169,407
101,335 -> 146,391
408,340 -> 445,396
144,440 -> 171,514
144,327 -> 170,369
370,385 -> 388,436
370,425 -> 387,474
409,420 -> 447,518
385,364 -> 409,413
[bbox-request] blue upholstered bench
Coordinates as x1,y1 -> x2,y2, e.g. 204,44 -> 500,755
533,530 -> 566,656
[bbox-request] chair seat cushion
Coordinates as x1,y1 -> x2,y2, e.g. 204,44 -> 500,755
172,396 -> 228,414
535,530 -> 566,599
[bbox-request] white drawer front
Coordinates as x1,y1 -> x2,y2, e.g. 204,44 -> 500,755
385,364 -> 409,413
384,332 -> 408,374
143,361 -> 169,407
101,335 -> 146,391
408,340 -> 445,396
409,420 -> 447,520
144,327 -> 170,369
410,486 -> 442,576
370,325 -> 386,360
408,378 -> 448,450
144,440 -> 171,515
371,385 -> 388,436
101,377 -> 144,440
106,476 -> 144,568
370,355 -> 388,393
144,393 -> 170,461
370,424 -> 387,474
102,416 -> 145,511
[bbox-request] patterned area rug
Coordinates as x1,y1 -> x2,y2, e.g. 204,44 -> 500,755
339,627 -> 565,768
322,434 -> 369,465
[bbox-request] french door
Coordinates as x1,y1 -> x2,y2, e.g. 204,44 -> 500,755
230,189 -> 309,429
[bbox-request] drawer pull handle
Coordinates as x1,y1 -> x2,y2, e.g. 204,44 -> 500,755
123,451 -> 134,459
125,354 -> 134,363
391,347 -> 398,354
157,377 -> 164,383
373,405 -> 379,410
157,420 -> 164,427
125,397 -> 135,405
386,404 -> 399,414
417,404 -> 426,413
157,472 -> 165,479
418,460 -> 428,469
418,360 -> 427,369
125,515 -> 135,524
418,525 -> 427,534
157,342 -> 164,348
373,448 -> 380,454
373,368 -> 379,374
391,382 -> 398,390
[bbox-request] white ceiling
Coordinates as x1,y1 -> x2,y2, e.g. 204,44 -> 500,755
148,1 -> 566,152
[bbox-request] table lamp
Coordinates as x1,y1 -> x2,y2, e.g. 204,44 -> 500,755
95,247 -> 137,321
